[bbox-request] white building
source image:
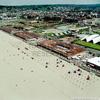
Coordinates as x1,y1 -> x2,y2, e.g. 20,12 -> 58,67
81,35 -> 89,41
85,34 -> 99,42
82,34 -> 99,42
92,36 -> 100,44
87,57 -> 100,70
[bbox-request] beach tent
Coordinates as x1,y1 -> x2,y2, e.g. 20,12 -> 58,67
84,34 -> 99,42
92,36 -> 100,44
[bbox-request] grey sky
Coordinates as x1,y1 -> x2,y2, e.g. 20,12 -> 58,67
0,0 -> 100,5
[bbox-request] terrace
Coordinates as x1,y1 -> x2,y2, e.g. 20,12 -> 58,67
14,32 -> 39,40
38,40 -> 85,57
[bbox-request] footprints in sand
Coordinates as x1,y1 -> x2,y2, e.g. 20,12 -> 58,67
43,58 -> 98,91
2,43 -> 99,92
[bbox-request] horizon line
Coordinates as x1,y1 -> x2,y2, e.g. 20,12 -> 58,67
0,3 -> 100,6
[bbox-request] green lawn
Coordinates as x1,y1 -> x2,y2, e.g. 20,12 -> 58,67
74,40 -> 100,51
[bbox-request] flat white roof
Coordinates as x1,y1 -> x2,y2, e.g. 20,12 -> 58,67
70,26 -> 88,32
77,34 -> 88,39
42,29 -> 63,34
88,57 -> 100,67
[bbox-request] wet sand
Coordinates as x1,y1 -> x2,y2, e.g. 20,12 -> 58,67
0,30 -> 100,100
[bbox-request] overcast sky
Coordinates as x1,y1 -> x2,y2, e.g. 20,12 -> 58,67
0,0 -> 100,5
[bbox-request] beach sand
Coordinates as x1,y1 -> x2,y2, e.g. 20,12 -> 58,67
0,30 -> 100,100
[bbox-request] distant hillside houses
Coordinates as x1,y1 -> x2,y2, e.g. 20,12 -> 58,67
80,34 -> 100,44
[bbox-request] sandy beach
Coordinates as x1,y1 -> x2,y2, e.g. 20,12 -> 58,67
0,30 -> 100,100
